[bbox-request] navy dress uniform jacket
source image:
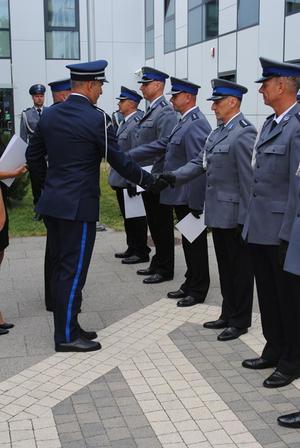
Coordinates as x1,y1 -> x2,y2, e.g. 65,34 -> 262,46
26,94 -> 151,222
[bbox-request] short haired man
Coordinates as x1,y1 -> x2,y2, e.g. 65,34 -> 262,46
241,58 -> 300,388
109,86 -> 150,264
48,78 -> 71,104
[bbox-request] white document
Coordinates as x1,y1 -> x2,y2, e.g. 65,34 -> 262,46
124,190 -> 146,218
0,135 -> 27,187
136,165 -> 153,193
175,212 -> 206,243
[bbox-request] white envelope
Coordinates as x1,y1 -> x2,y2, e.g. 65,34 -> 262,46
0,135 -> 27,187
123,190 -> 146,218
136,165 -> 153,193
175,212 -> 206,243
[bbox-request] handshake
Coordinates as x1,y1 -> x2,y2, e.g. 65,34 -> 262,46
147,172 -> 176,194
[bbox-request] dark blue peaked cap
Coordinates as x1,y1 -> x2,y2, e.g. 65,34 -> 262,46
29,84 -> 46,95
48,78 -> 71,92
116,86 -> 143,103
138,66 -> 169,83
168,77 -> 200,96
207,79 -> 248,101
66,60 -> 108,82
255,57 -> 300,83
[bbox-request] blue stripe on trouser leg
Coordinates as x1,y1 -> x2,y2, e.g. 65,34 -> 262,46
65,222 -> 88,343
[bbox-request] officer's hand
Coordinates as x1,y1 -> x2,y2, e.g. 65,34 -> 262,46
190,209 -> 202,219
147,175 -> 169,194
278,239 -> 289,267
160,171 -> 176,188
10,164 -> 28,178
126,183 -> 137,198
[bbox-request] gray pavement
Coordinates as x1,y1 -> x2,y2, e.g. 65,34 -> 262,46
1,230 -> 300,448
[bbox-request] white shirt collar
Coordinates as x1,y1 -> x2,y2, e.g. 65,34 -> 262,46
149,95 -> 164,108
224,112 -> 241,127
180,106 -> 198,120
34,105 -> 44,112
274,102 -> 297,124
124,111 -> 136,122
70,93 -> 90,101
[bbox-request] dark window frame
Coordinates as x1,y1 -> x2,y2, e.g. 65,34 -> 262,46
187,0 -> 219,47
285,0 -> 300,16
237,0 -> 260,31
164,0 -> 176,54
44,0 -> 80,60
145,0 -> 154,60
0,0 -> 11,59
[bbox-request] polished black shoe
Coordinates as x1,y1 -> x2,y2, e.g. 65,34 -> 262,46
203,319 -> 228,329
143,273 -> 173,284
263,370 -> 299,388
79,328 -> 98,340
167,289 -> 187,299
122,255 -> 149,265
242,357 -> 277,370
0,322 -> 14,330
0,328 -> 9,335
137,267 -> 156,276
55,337 -> 101,352
177,296 -> 202,307
278,411 -> 300,428
115,250 -> 133,259
217,327 -> 247,341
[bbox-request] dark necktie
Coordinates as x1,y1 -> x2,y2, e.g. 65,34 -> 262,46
37,108 -> 42,117
269,120 -> 277,133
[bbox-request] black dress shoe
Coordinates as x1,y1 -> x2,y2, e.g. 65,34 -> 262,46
217,327 -> 247,341
203,318 -> 228,329
115,250 -> 133,259
79,328 -> 98,340
278,411 -> 300,428
167,289 -> 187,299
177,296 -> 202,307
0,322 -> 14,330
143,273 -> 173,284
263,370 -> 299,388
122,255 -> 150,264
0,328 -> 9,335
55,337 -> 101,352
137,267 -> 156,276
242,357 -> 277,370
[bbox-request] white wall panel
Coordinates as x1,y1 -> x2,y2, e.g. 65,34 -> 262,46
259,0 -> 284,60
175,48 -> 187,79
219,0 -> 237,35
218,33 -> 236,74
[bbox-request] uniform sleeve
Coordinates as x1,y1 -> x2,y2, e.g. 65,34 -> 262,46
234,126 -> 257,225
25,123 -> 47,193
20,112 -> 28,143
172,150 -> 206,185
129,138 -> 169,163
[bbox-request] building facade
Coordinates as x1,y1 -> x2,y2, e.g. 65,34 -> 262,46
0,0 -> 299,144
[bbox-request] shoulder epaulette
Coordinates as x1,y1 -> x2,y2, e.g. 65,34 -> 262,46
239,119 -> 251,127
134,116 -> 140,122
160,99 -> 168,107
192,112 -> 199,121
295,111 -> 300,122
266,113 -> 275,120
23,107 -> 31,112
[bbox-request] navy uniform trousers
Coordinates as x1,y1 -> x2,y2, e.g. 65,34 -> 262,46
45,216 -> 96,344
213,228 -> 254,328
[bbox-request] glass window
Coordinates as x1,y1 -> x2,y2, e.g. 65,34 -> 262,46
44,0 -> 80,59
164,0 -> 175,53
237,0 -> 259,30
145,0 -> 154,59
286,0 -> 300,15
188,0 -> 218,46
0,0 -> 10,58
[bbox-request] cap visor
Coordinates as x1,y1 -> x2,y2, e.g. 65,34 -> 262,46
254,75 -> 273,83
206,95 -> 225,101
137,79 -> 153,84
166,90 -> 181,95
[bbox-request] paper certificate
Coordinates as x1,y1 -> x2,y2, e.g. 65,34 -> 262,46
136,165 -> 153,193
124,190 -> 146,218
0,135 -> 27,187
175,212 -> 206,243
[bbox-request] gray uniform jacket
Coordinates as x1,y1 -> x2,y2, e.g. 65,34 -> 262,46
284,178 -> 300,275
20,106 -> 47,143
243,103 -> 300,245
130,107 -> 211,210
108,109 -> 144,188
133,96 -> 177,174
173,112 -> 256,228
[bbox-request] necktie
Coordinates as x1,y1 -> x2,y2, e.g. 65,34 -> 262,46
37,108 -> 42,117
269,120 -> 277,133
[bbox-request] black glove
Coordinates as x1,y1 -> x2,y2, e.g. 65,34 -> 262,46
159,171 -> 176,188
147,175 -> 170,194
278,239 -> 289,268
190,209 -> 202,219
126,183 -> 137,198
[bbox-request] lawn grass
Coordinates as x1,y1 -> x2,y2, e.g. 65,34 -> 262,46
8,166 -> 124,238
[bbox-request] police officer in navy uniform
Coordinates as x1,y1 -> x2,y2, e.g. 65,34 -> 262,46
109,86 -> 150,264
241,58 -> 300,388
26,60 -> 158,352
48,78 -> 71,104
20,84 -> 48,220
133,67 -> 178,284
159,79 -> 256,340
130,78 -> 211,305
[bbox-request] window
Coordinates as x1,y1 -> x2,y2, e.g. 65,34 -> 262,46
164,0 -> 175,53
286,0 -> 300,15
44,0 -> 80,59
145,0 -> 154,59
0,0 -> 10,58
237,0 -> 259,30
188,0 -> 218,46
